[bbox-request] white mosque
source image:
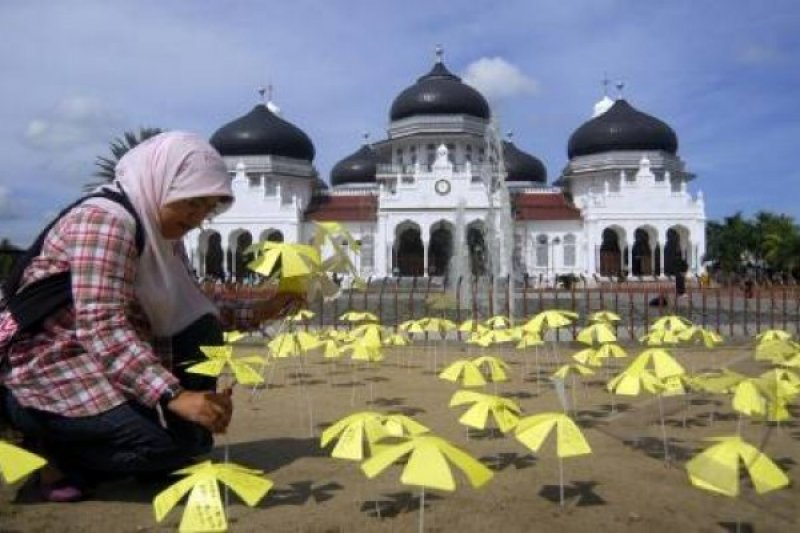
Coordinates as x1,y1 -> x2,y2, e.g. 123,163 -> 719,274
185,49 -> 706,284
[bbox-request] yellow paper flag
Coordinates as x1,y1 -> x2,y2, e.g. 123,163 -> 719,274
0,440 -> 47,484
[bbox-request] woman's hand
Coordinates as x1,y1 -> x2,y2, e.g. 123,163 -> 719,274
166,389 -> 233,433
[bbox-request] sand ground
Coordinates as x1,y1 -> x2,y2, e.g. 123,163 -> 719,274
1,341 -> 798,532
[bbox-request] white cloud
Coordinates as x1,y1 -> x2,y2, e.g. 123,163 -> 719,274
737,44 -> 780,65
23,96 -> 124,151
461,57 -> 539,102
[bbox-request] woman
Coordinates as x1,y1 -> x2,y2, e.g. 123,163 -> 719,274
0,132 -> 292,501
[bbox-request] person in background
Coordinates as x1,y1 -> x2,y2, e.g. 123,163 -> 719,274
0,132 -> 297,502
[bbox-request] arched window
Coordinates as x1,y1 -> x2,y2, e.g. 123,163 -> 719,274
535,235 -> 548,267
563,234 -> 576,267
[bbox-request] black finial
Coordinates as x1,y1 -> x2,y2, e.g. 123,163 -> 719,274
257,86 -> 267,103
615,80 -> 625,100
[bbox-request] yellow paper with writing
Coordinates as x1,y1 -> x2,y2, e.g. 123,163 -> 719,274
179,474 -> 227,533
0,440 -> 47,484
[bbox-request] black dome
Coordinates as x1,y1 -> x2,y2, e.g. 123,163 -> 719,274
331,144 -> 377,186
390,61 -> 490,121
503,141 -> 547,183
567,99 -> 678,158
210,104 -> 315,161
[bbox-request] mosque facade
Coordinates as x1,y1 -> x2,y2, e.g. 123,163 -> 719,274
185,52 -> 706,284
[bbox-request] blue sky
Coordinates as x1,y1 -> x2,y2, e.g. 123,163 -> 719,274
1,0 -> 798,244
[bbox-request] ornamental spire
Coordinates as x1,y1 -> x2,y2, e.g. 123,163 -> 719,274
435,44 -> 444,63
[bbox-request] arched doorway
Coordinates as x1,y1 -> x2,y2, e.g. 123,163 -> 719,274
631,228 -> 653,276
204,232 -> 224,280
395,226 -> 424,276
467,223 -> 488,276
233,231 -> 253,282
428,223 -> 453,276
599,228 -> 622,276
260,229 -> 284,243
664,227 -> 685,275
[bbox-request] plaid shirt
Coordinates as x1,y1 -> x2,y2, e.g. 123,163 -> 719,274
0,204 -> 179,417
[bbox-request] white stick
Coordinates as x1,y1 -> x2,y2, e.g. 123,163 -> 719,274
658,394 -> 669,464
418,487 -> 426,533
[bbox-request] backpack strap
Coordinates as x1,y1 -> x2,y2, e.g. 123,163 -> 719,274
1,185 -> 145,334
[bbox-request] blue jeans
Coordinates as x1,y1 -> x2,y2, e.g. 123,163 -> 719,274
1,313 -> 223,483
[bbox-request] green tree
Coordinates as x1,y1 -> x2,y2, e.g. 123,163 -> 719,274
85,127 -> 164,191
704,212 -> 756,274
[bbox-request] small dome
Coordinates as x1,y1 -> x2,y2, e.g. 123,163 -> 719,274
503,141 -> 547,183
210,104 -> 315,161
567,99 -> 678,159
331,144 -> 377,186
389,59 -> 490,122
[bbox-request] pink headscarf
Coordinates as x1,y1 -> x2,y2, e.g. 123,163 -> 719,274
88,131 -> 233,336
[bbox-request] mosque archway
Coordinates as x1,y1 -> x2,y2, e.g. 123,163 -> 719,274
395,224 -> 424,276
428,222 -> 453,277
664,226 -> 688,275
599,227 -> 623,276
232,231 -> 253,282
632,227 -> 655,276
467,222 -> 488,276
203,231 -> 224,280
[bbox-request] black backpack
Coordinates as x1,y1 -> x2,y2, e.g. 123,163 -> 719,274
1,187 -> 144,335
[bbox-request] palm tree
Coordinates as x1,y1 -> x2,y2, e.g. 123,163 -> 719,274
85,127 -> 164,191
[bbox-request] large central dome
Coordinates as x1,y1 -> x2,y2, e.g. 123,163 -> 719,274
567,99 -> 678,159
389,58 -> 490,122
210,103 -> 315,161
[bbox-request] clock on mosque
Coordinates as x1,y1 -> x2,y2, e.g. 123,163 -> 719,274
434,179 -> 451,195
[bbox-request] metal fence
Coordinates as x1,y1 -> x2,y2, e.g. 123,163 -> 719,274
204,276 -> 800,341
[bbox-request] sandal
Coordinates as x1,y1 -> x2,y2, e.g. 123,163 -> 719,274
38,477 -> 84,503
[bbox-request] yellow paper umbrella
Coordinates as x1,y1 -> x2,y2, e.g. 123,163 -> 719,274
755,329 -> 792,343
690,369 -> 746,394
678,326 -> 723,348
514,412 -> 591,506
472,355 -> 510,383
399,319 -> 421,332
153,461 -> 272,533
381,414 -> 430,438
516,331 -> 544,349
317,338 -> 343,359
636,348 -> 686,380
572,348 -> 604,367
686,436 -> 789,497
458,319 -> 484,333
383,332 -> 410,347
0,440 -> 47,484
754,338 -> 798,363
523,310 -> 578,335
340,339 -> 384,362
514,412 -> 591,458
755,369 -> 799,421
418,317 -> 457,336
606,357 -> 663,396
311,221 -> 361,252
588,311 -> 621,324
439,360 -> 488,388
484,315 -> 511,329
223,330 -> 246,344
731,379 -> 767,418
339,311 -> 379,323
465,332 -> 492,348
268,331 -> 320,358
361,434 -> 493,491
351,323 -> 389,348
246,241 -> 320,278
475,328 -> 515,345
576,323 -> 616,345
552,363 -> 594,380
650,315 -> 692,333
188,345 -> 266,386
449,390 -> 521,433
320,411 -> 388,460
639,328 -> 682,346
288,309 -> 316,322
